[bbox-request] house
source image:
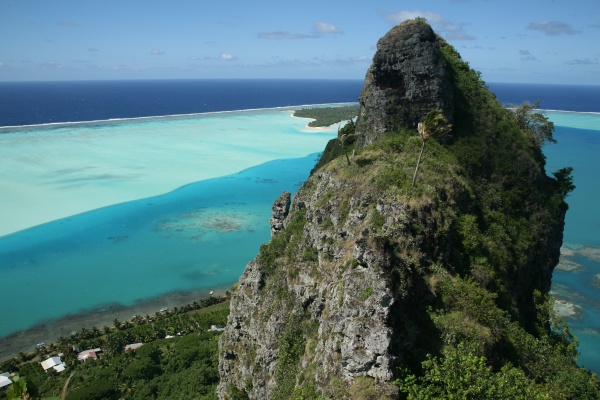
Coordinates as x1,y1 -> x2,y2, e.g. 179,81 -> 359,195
124,343 -> 143,351
0,372 -> 12,389
77,348 -> 102,362
209,325 -> 225,332
40,356 -> 66,373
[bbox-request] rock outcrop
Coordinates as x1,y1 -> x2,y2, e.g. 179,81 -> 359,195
217,18 -> 576,399
269,191 -> 291,237
355,19 -> 454,147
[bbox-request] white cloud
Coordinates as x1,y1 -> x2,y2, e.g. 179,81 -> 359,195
385,10 -> 445,25
383,10 -> 474,40
40,61 -> 62,69
313,22 -> 343,34
58,21 -> 78,27
259,22 -> 343,40
220,52 -> 237,61
527,21 -> 580,36
313,55 -> 371,67
258,31 -> 312,40
567,58 -> 597,65
519,49 -> 537,62
149,49 -> 165,56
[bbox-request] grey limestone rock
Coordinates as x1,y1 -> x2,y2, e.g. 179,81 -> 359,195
216,18 -> 566,400
269,191 -> 291,237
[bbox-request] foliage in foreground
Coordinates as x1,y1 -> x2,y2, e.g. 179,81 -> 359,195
395,343 -> 549,399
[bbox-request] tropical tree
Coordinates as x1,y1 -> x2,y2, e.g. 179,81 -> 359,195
553,166 -> 576,198
338,119 -> 356,166
395,343 -> 548,399
513,101 -> 555,147
412,110 -> 452,186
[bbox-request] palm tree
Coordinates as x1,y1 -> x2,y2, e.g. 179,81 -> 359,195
412,110 -> 452,186
337,119 -> 356,166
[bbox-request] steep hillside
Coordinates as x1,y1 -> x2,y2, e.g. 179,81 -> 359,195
217,19 -> 599,399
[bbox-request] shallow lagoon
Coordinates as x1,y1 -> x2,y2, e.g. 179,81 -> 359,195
545,112 -> 600,373
1,107 -> 600,374
0,107 -> 341,236
0,107 -> 336,357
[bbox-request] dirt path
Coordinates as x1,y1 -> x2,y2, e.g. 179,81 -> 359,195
61,371 -> 75,400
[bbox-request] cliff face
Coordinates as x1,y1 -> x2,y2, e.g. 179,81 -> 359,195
355,20 -> 454,147
217,19 -> 574,400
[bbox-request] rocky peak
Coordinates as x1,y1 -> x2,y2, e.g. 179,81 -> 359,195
216,19 -> 585,400
355,18 -> 454,147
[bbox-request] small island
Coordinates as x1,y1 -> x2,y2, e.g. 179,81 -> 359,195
293,104 -> 359,127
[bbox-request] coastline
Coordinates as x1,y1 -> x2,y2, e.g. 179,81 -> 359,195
0,102 -> 358,131
0,286 -> 229,361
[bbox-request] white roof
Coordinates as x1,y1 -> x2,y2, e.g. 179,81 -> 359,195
77,348 -> 102,360
0,374 -> 11,389
53,364 -> 66,373
124,343 -> 143,350
41,356 -> 62,371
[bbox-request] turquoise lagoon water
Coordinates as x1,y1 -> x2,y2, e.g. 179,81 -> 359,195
544,111 -> 600,373
0,154 -> 321,339
0,106 -> 344,236
1,107 -> 600,374
0,107 -> 336,352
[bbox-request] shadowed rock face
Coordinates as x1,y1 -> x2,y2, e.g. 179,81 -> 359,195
355,19 -> 454,146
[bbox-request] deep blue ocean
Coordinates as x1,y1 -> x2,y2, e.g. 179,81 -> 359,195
0,79 -> 364,127
1,79 -> 600,372
1,80 -> 598,127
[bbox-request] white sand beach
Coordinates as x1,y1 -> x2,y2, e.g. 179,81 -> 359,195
0,109 -> 335,237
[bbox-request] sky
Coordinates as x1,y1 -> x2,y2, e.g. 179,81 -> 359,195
0,0 -> 599,84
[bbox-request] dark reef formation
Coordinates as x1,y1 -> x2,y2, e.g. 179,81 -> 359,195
217,19 -> 597,400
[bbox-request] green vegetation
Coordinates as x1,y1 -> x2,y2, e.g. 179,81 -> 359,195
395,343 -> 548,399
1,299 -> 229,400
273,313 -> 306,400
293,105 -> 359,127
8,22 -> 591,399
5,374 -> 35,400
256,32 -> 594,398
553,166 -> 576,197
358,287 -> 374,301
412,109 -> 452,186
312,117 -> 357,172
513,100 -> 556,148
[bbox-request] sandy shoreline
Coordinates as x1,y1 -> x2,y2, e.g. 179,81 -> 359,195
0,286 -> 230,361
